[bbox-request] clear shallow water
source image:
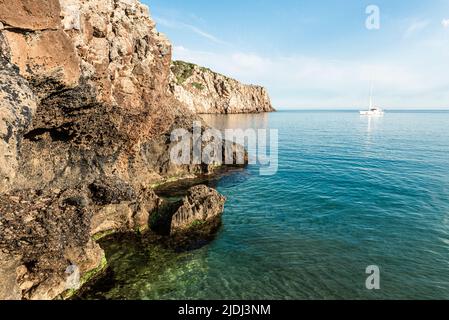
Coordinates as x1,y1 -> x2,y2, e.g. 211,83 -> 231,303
83,111 -> 449,300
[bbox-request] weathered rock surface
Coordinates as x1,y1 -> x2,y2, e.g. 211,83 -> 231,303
148,185 -> 226,250
170,61 -> 275,114
0,0 -> 62,31
0,252 -> 22,300
0,46 -> 37,193
170,185 -> 226,234
3,29 -> 81,88
57,0 -> 173,110
0,188 -> 105,300
88,179 -> 161,236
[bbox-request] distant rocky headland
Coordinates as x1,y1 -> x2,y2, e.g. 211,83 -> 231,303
0,0 -> 273,300
170,61 -> 275,114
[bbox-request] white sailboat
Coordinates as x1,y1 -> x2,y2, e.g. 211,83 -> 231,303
360,82 -> 384,116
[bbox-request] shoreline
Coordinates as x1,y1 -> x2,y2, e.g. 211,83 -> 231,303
66,163 -> 248,299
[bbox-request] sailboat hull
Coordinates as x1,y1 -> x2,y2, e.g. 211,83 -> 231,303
360,110 -> 384,116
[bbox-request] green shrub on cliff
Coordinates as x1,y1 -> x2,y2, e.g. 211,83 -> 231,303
191,82 -> 205,90
171,60 -> 195,84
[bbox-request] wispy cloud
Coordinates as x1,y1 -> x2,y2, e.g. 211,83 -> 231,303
154,16 -> 230,46
442,19 -> 449,28
403,19 -> 430,38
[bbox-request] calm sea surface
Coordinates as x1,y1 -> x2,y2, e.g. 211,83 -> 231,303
83,111 -> 449,300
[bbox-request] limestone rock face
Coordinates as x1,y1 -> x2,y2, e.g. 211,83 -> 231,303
170,185 -> 226,234
170,61 -> 275,114
58,0 -> 172,111
3,29 -> 81,89
0,0 -> 62,31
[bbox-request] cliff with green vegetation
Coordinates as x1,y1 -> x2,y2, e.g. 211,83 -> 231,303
170,61 -> 275,114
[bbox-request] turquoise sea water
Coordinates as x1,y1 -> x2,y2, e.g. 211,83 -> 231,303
83,111 -> 449,300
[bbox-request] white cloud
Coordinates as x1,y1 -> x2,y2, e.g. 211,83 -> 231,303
442,19 -> 449,28
173,46 -> 449,109
154,16 -> 229,46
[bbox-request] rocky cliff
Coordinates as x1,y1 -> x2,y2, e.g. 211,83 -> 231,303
0,0 -> 245,300
170,61 -> 275,114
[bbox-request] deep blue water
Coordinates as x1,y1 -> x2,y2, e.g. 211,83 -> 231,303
84,111 -> 449,300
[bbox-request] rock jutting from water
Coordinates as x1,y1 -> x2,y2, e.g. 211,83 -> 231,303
170,185 -> 226,235
148,185 -> 227,250
0,0 -> 268,300
170,61 -> 275,114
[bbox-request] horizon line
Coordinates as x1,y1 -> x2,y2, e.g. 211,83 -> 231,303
275,108 -> 449,111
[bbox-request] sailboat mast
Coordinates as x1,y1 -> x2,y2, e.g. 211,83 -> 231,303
369,81 -> 373,110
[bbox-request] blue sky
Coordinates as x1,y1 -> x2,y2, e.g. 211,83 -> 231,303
143,0 -> 449,109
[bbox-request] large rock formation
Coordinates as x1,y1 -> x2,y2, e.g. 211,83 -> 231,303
0,0 -> 207,192
0,0 -> 238,300
170,61 -> 275,114
170,185 -> 226,235
147,185 -> 226,250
